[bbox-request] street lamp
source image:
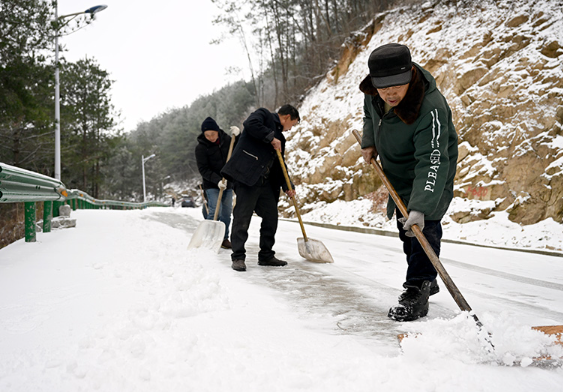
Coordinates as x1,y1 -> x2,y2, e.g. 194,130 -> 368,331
54,4 -> 108,181
142,154 -> 156,202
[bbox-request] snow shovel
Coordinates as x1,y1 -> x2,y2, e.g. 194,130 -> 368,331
352,130 -> 563,358
276,150 -> 334,263
188,134 -> 236,252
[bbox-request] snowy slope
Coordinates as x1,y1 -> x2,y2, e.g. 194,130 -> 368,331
281,0 -> 563,252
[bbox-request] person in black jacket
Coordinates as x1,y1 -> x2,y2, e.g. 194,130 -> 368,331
195,117 -> 240,249
221,105 -> 300,271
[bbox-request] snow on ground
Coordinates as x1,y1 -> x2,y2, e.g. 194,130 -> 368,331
298,197 -> 563,254
1,207 -> 562,391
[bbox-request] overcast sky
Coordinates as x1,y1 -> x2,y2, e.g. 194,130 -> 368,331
58,0 -> 250,132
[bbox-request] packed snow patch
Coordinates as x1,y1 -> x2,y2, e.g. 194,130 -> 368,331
400,312 -> 563,368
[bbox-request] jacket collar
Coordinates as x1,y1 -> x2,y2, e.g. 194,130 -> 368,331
273,112 -> 283,130
359,65 -> 425,125
272,112 -> 287,141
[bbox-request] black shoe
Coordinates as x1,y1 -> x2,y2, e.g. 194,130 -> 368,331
389,280 -> 431,322
258,256 -> 287,267
221,239 -> 232,249
231,259 -> 246,271
429,279 -> 439,296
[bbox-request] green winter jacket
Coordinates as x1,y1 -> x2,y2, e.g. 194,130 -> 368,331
360,63 -> 458,221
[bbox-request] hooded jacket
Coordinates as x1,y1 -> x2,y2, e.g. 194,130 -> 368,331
360,63 -> 458,220
195,128 -> 233,190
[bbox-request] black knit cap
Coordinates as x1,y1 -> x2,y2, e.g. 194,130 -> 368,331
201,117 -> 220,132
368,43 -> 413,89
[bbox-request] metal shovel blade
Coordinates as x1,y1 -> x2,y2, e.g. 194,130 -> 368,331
297,237 -> 334,263
187,220 -> 225,252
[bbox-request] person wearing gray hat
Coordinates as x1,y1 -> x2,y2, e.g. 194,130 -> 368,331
359,43 -> 459,321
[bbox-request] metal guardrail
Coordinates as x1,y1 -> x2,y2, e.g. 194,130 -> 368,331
64,189 -> 168,210
0,163 -> 66,202
0,162 -> 169,243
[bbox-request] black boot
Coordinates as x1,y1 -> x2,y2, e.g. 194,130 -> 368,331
388,280 -> 431,321
429,278 -> 439,296
258,256 -> 287,267
397,279 -> 438,301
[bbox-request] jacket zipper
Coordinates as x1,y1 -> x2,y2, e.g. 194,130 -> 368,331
243,150 -> 259,160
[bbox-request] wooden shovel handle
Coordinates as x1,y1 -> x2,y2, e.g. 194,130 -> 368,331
276,150 -> 308,242
199,184 -> 209,214
352,130 -> 478,318
214,134 -> 237,221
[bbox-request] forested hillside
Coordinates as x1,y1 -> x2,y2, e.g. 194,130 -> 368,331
122,0 -> 403,200
104,81 -> 256,201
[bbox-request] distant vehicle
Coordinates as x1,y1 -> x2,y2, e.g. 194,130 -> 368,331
181,196 -> 196,208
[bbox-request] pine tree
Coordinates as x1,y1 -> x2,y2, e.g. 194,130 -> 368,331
0,0 -> 56,173
59,57 -> 120,197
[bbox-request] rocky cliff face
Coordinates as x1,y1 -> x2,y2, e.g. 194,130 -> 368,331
283,0 -> 563,226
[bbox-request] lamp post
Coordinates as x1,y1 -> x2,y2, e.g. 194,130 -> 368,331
142,154 -> 156,203
54,4 -> 108,181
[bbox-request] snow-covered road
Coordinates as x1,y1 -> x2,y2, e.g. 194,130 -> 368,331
1,207 -> 562,391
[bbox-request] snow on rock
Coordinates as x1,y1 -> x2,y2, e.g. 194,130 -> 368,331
282,0 -> 563,252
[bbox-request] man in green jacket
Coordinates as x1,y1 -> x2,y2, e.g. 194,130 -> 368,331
360,43 -> 458,321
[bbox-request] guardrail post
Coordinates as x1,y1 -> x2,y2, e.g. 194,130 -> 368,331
24,202 -> 36,242
43,201 -> 52,233
52,201 -> 60,217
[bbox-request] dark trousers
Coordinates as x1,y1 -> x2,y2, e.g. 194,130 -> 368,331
231,177 -> 280,261
396,208 -> 441,287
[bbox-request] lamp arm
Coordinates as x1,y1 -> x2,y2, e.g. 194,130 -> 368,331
59,11 -> 86,19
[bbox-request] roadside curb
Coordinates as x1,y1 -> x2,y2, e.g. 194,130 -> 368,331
279,218 -> 563,258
